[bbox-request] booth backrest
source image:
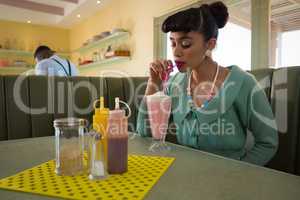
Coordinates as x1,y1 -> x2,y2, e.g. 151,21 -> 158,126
270,67 -> 300,175
248,67 -> 300,175
0,75 -> 148,140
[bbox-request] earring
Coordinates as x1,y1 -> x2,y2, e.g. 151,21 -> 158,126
205,50 -> 212,57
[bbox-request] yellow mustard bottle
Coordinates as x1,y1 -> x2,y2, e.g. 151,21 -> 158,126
93,97 -> 109,163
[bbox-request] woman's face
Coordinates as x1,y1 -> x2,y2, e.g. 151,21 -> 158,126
170,31 -> 209,72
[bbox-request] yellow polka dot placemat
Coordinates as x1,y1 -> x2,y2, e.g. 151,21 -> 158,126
0,155 -> 175,200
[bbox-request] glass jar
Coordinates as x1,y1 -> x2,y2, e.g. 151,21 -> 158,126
54,118 -> 87,176
54,118 -> 107,180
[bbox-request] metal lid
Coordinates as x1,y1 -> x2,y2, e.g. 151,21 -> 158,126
54,118 -> 87,127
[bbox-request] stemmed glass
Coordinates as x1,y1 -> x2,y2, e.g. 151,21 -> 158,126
147,63 -> 174,154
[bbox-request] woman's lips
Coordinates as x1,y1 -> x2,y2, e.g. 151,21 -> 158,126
175,61 -> 186,69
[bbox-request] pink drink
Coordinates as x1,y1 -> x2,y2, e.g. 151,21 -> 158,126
147,92 -> 171,140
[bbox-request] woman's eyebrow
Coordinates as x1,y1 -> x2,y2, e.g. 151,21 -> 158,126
170,36 -> 192,41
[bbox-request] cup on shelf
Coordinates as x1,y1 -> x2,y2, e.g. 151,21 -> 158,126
0,59 -> 10,67
4,39 -> 11,49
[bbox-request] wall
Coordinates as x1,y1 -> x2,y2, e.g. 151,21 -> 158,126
0,19 -> 70,65
70,0 -> 197,76
0,0 -> 195,75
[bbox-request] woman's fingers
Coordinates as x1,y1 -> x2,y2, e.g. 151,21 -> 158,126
162,60 -> 170,70
151,61 -> 163,75
155,60 -> 165,73
167,60 -> 173,69
150,63 -> 159,74
149,59 -> 173,81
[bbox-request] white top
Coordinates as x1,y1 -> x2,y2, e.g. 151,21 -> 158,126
35,55 -> 79,76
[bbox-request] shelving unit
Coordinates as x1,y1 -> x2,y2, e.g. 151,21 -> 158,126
0,48 -> 70,75
75,31 -> 131,72
0,67 -> 34,75
78,56 -> 130,71
0,49 -> 33,57
0,32 -> 131,74
76,31 -> 130,54
0,49 -> 70,58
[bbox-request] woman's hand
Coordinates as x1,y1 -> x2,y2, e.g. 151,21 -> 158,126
145,59 -> 173,96
149,59 -> 173,85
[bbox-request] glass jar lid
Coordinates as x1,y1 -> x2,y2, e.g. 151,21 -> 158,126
54,118 -> 87,128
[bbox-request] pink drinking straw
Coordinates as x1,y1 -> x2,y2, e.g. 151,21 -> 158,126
174,61 -> 185,70
161,61 -> 185,93
161,62 -> 174,93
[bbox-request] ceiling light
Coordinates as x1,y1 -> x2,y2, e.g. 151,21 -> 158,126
27,20 -> 31,24
97,0 -> 101,4
77,14 -> 81,18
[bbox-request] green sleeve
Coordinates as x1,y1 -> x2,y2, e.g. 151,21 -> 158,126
240,76 -> 278,166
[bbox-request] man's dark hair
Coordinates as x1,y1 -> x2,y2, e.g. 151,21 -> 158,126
34,45 -> 55,61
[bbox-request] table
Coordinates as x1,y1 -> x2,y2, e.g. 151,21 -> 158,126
0,134 -> 300,200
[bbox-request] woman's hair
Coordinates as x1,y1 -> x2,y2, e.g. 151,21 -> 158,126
162,1 -> 229,41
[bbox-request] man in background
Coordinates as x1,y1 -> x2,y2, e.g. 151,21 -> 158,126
34,45 -> 78,76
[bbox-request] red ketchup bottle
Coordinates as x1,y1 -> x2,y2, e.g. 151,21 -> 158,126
107,97 -> 131,174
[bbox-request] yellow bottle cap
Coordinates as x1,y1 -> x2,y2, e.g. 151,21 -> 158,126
94,97 -> 109,116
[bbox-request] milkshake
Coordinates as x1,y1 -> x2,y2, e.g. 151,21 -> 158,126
147,92 -> 172,142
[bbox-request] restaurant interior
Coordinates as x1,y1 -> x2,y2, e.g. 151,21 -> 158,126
0,0 -> 300,200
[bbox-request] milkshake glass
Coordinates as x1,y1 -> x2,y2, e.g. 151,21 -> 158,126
147,91 -> 172,153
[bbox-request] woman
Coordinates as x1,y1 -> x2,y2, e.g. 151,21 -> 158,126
137,1 -> 278,166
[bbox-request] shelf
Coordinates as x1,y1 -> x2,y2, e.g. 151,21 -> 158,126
0,66 -> 32,70
76,31 -> 130,54
78,56 -> 130,70
0,67 -> 34,75
0,49 -> 33,57
58,52 -> 70,57
0,49 -> 70,58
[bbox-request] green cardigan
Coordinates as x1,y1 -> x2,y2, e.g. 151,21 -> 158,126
136,66 -> 278,166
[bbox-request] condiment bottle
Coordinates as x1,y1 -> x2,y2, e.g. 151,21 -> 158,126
107,97 -> 131,174
92,97 -> 109,164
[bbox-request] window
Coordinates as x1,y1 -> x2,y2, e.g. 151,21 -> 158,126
167,32 -> 178,75
213,22 -> 251,71
280,30 -> 300,67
